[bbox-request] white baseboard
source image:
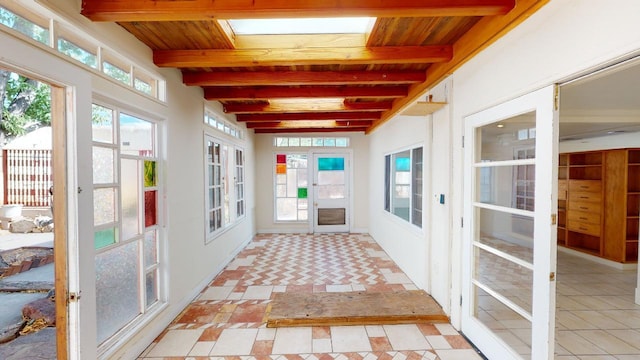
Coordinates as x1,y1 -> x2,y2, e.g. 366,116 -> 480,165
558,246 -> 638,270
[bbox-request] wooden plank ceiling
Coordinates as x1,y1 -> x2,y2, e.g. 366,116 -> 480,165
81,0 -> 548,134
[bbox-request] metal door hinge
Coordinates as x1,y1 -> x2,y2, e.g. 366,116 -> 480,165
68,291 -> 81,303
554,85 -> 560,111
549,272 -> 556,281
551,214 -> 557,225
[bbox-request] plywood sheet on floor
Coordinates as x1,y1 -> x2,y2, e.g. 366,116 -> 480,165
266,290 -> 449,327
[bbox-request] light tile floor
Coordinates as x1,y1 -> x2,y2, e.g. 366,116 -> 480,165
138,233 -> 483,360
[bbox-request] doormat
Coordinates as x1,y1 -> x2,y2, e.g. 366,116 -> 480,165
266,290 -> 449,327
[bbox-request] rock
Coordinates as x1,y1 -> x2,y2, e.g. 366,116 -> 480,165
41,224 -> 53,233
21,297 -> 55,327
34,216 -> 52,228
0,322 -> 24,344
0,327 -> 56,359
9,219 -> 35,234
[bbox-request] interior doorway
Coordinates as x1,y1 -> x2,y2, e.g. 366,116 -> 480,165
0,68 -> 67,359
555,57 -> 640,358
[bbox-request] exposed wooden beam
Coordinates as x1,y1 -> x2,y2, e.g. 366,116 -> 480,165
369,0 -> 550,133
224,100 -> 392,113
236,112 -> 382,122
82,0 -> 515,22
154,46 -> 452,67
204,86 -> 407,100
246,120 -> 373,129
184,70 -> 426,86
255,127 -> 368,134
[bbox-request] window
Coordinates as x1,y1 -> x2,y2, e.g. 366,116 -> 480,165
384,146 -> 423,227
91,103 -> 163,348
513,147 -> 535,211
0,3 -> 166,100
274,136 -> 349,147
204,111 -> 243,140
227,17 -> 374,35
275,153 -> 308,221
204,135 -> 245,241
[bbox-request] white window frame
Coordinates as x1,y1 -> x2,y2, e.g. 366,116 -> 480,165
204,133 -> 246,242
384,145 -> 424,228
273,152 -> 309,223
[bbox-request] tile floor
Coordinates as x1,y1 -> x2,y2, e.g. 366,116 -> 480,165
138,233 -> 483,360
554,250 -> 640,360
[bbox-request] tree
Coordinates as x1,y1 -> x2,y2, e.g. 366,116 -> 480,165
0,71 -> 51,144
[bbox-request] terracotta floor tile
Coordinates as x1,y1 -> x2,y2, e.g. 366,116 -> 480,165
370,336 -> 393,351
177,304 -> 222,323
444,335 -> 473,349
251,340 -> 274,355
313,326 -> 331,339
228,303 -> 269,323
417,324 -> 441,336
199,327 -> 223,341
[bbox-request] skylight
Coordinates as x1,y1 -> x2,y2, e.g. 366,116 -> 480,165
228,17 -> 375,35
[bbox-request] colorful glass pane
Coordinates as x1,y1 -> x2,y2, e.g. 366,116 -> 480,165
95,228 -> 117,249
298,187 -> 308,199
276,164 -> 287,174
144,160 -> 156,187
318,157 -> 344,171
145,190 -> 157,227
276,154 -> 287,163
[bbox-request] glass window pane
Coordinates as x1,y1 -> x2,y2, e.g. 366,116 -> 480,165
318,185 -> 345,200
92,104 -> 114,143
300,138 -> 312,147
145,270 -> 158,308
478,208 -> 533,263
336,138 -> 348,147
94,188 -> 116,226
287,169 -> 298,197
144,230 -> 157,268
276,198 -> 297,221
0,7 -> 49,45
120,113 -> 154,156
58,37 -> 97,68
135,78 -> 152,95
318,170 -> 345,186
476,165 -> 535,211
479,112 -> 536,161
94,227 -> 117,250
93,146 -> 115,184
318,157 -> 344,171
412,147 -> 423,227
144,190 -> 157,227
103,61 -> 131,85
121,159 -> 140,240
144,160 -> 156,187
96,241 -> 141,344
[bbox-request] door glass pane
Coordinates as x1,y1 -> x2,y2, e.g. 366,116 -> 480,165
93,146 -> 115,184
479,113 -> 536,162
92,104 -> 114,143
96,241 -> 141,344
94,227 -> 117,250
120,113 -> 154,156
144,190 -> 157,227
121,159 -> 140,240
477,165 -> 535,211
478,205 -> 534,263
474,286 -> 532,360
144,230 -> 157,268
94,188 -> 116,226
145,269 -> 158,308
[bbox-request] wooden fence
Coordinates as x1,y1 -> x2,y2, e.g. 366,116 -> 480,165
2,149 -> 52,207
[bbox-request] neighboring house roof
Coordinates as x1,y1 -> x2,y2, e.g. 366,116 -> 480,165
3,127 -> 52,150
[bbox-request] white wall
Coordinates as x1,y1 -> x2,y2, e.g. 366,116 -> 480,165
368,114 -> 430,290
3,1 -> 257,358
444,0 -> 640,328
254,132 -> 369,233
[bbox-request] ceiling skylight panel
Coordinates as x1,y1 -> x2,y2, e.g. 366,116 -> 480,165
228,17 -> 375,35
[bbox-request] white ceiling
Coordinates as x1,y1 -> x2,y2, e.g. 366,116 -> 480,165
559,57 -> 640,140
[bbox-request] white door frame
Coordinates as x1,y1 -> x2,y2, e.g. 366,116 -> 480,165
462,85 -> 558,359
309,149 -> 353,233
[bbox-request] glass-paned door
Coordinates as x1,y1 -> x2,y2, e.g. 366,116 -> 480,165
313,153 -> 350,232
462,85 -> 558,360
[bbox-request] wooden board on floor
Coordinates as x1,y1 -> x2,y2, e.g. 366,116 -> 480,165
266,290 -> 449,327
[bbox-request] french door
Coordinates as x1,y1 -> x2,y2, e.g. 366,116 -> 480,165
462,85 -> 558,359
312,153 -> 350,233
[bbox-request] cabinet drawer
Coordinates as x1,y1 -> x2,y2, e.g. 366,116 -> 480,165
569,191 -> 601,203
569,201 -> 601,213
558,180 -> 567,200
568,210 -> 601,225
569,180 -> 601,193
568,220 -> 601,236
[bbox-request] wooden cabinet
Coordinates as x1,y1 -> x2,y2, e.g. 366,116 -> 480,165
558,149 -> 639,263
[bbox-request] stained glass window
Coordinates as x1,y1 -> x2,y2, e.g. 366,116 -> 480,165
275,154 -> 308,221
